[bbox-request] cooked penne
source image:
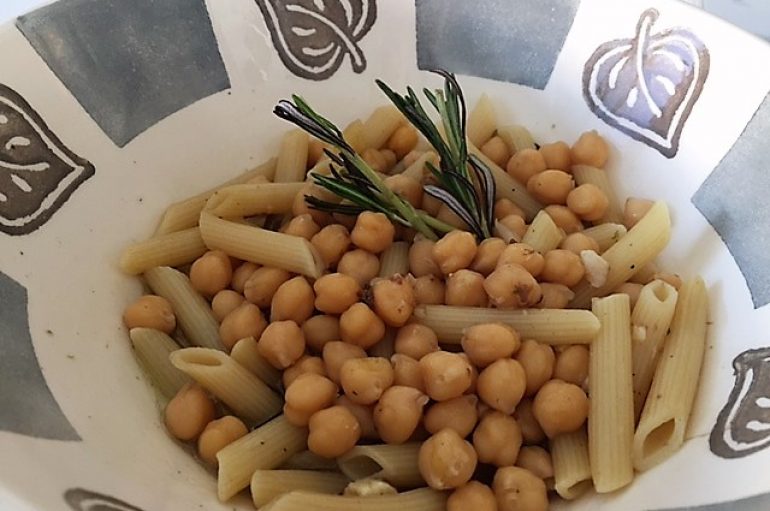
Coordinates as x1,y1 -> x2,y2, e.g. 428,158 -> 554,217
129,327 -> 191,399
569,201 -> 671,308
143,266 -> 223,350
497,124 -> 537,153
274,130 -> 310,183
571,165 -> 623,224
260,488 -> 447,511
204,182 -> 304,218
120,227 -> 207,275
631,280 -> 679,420
344,119 -> 368,154
582,223 -> 627,253
251,470 -> 349,508
230,337 -> 283,392
551,428 -> 593,500
199,211 -> 324,278
362,105 -> 404,149
589,294 -> 634,493
522,210 -> 565,253
379,242 -> 410,278
170,348 -> 282,425
216,415 -> 308,501
280,450 -> 340,471
413,305 -> 599,345
337,443 -> 423,489
467,94 -> 497,147
633,278 -> 708,472
401,151 -> 437,182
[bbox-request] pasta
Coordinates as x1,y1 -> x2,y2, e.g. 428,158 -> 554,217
581,223 -> 627,253
571,165 -> 623,224
229,336 -> 283,392
497,124 -> 537,153
522,210 -> 565,253
204,182 -> 304,218
466,93 -> 497,147
274,130 -> 309,183
337,443 -> 423,489
362,105 -> 404,149
260,488 -> 447,511
343,119 -> 368,154
280,450 -> 340,471
129,327 -> 190,399
120,227 -> 207,275
550,428 -> 593,500
378,241 -> 410,278
251,470 -> 349,508
401,151 -> 437,182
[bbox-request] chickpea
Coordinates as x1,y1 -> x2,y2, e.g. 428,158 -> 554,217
459,353 -> 479,395
477,358 -> 526,414
471,238 -> 506,275
402,149 -> 424,169
257,320 -> 306,369
493,466 -> 548,511
363,148 -> 391,174
535,283 -> 574,309
567,183 -> 609,222
285,372 -> 338,414
553,345 -> 589,386
462,323 -> 521,368
322,341 -> 367,384
448,482 -> 497,511
293,183 -> 333,226
123,295 -> 176,334
571,130 -> 609,167
338,249 -> 380,287
420,351 -> 474,401
481,136 -> 510,167
513,398 -> 545,444
387,124 -> 419,160
413,275 -> 446,305
436,204 -> 470,231
197,415 -> 248,465
623,197 -> 653,229
394,323 -> 439,360
374,385 -> 429,444
494,198 -> 526,221
560,232 -> 599,255
308,405 -> 362,458
409,239 -> 442,277
281,213 -> 321,240
497,214 -> 527,241
541,249 -> 585,287
340,357 -> 394,405
243,267 -> 291,308
516,446 -> 553,482
526,170 -> 575,205
380,149 -> 398,172
391,354 -> 426,392
484,263 -> 542,308
340,302 -> 386,349
211,290 -> 245,322
418,428 -> 477,490
445,269 -> 487,307
307,138 -> 325,167
282,355 -> 327,388
311,224 -> 350,268
271,276 -> 315,324
433,231 -> 478,275
302,314 -> 340,352
164,383 -> 215,441
614,282 -> 643,309
515,340 -> 555,396
422,193 -> 442,216
385,174 -> 423,208
653,272 -> 683,290
189,250 -> 233,297
425,394 -> 479,437
532,379 -> 589,438
337,395 -> 378,439
312,273 -> 360,315
506,148 -> 546,185
544,205 -> 583,234
496,243 -> 545,276
539,141 -> 572,171
350,212 -> 395,254
219,303 -> 267,351
230,262 -> 259,293
283,403 -> 314,427
473,410 -> 522,466
371,275 -> 415,327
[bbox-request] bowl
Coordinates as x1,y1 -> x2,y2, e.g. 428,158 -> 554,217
2,0 -> 770,509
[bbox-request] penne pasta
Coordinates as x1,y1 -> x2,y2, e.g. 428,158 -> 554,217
401,151 -> 437,182
378,242 -> 410,278
260,488 -> 447,511
571,165 -> 623,224
569,201 -> 671,309
631,280 -> 679,420
522,210 -> 565,253
251,470 -> 349,508
589,294 -> 634,493
274,130 -> 310,183
216,415 -> 308,501
413,305 -> 599,345
205,182 -> 304,218
230,337 -> 283,392
143,266 -> 223,350
280,450 -> 340,472
199,211 -> 324,278
467,94 -> 497,147
582,223 -> 627,253
170,348 -> 282,425
337,443 -> 423,489
497,124 -> 537,153
129,327 -> 191,399
633,278 -> 708,472
119,227 -> 207,275
362,105 -> 404,150
550,428 -> 593,500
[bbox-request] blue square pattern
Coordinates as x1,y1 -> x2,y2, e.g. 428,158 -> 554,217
17,0 -> 230,147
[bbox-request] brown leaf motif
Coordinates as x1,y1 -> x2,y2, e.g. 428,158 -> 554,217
64,488 -> 144,511
255,0 -> 377,80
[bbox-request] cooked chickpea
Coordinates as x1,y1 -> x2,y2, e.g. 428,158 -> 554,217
421,193 -> 442,216
336,395 -> 377,439
544,205 -> 583,234
539,141 -> 572,171
350,211 -> 395,254
322,341 -> 367,384
484,263 -> 542,308
536,283 -> 574,309
493,466 -> 548,511
311,224 -> 350,268
419,428 -> 478,490
506,148 -> 546,185
571,130 -> 609,167
425,394 -> 478,437
211,290 -> 245,322
371,275 -> 415,327
445,269 -> 487,307
340,357 -> 394,405
285,372 -> 338,415
624,197 -> 654,229
402,149 -> 425,169
516,446 -> 554,482
257,320 -> 306,369
560,232 -> 599,254
496,243 -> 545,276
615,282 -> 643,309
394,323 -> 439,360
387,125 -> 419,160
282,355 -> 327,388
413,275 -> 446,305
409,239 -> 442,277
384,173 -> 423,208
312,273 -> 360,314
497,214 -> 527,240
481,136 -> 511,167
308,405 -> 361,458
123,295 -> 176,334
420,351 -> 474,401
363,148 -> 391,174
293,183 -> 333,225
374,385 -> 429,444
271,276 -> 315,324
471,237 -> 506,275
513,398 -> 545,444
436,204 -> 469,231
477,358 -> 526,414
197,415 -> 248,465
283,403 -> 313,426
391,354 -> 426,392
567,183 -> 609,222
338,249 -> 380,287
448,482 -> 497,511
339,302 -> 386,349
462,323 -> 521,368
494,198 -> 526,221
190,250 -> 233,297
516,340 -> 555,396
541,249 -> 585,287
219,303 -> 267,351
527,170 -> 575,205
459,353 -> 479,395
281,213 -> 321,240
473,410 -> 522,466
243,267 -> 291,308
164,383 -> 215,441
433,231 -> 478,275
380,149 -> 398,171
230,262 -> 259,293
532,379 -> 589,438
302,314 -> 340,352
553,345 -> 589,386
307,138 -> 324,167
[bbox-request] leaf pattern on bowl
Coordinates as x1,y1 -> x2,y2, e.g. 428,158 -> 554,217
255,0 -> 377,80
64,488 -> 144,511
